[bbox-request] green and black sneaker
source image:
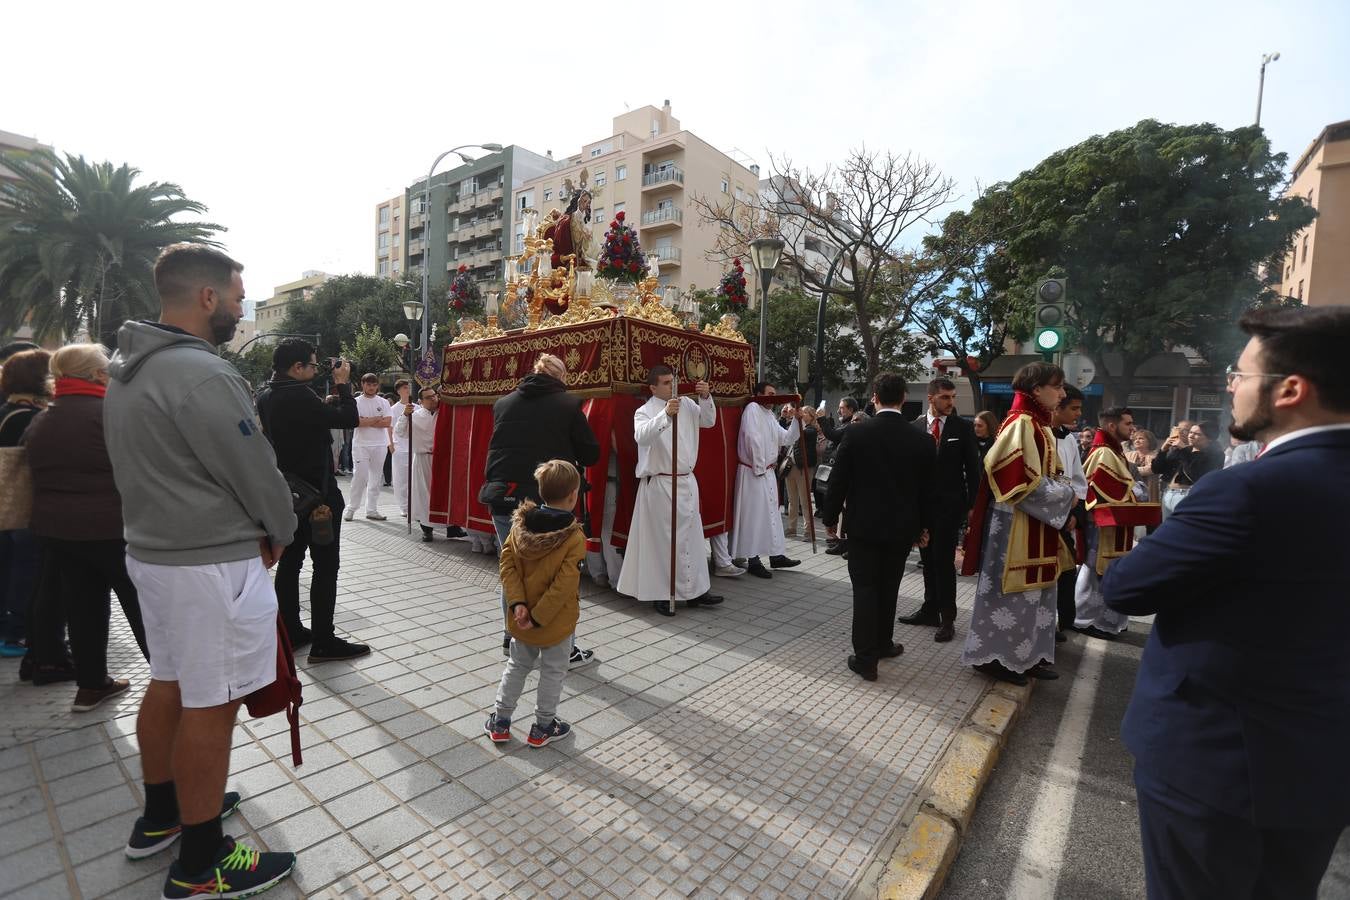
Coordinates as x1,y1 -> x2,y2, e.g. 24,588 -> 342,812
124,791 -> 242,859
161,836 -> 295,899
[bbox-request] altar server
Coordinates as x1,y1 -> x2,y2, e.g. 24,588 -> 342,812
396,386 -> 440,541
729,384 -> 802,578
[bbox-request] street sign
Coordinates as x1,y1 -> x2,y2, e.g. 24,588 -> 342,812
1061,352 -> 1096,388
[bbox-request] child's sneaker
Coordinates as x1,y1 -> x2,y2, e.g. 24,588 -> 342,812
161,836 -> 294,899
527,719 -> 572,748
484,714 -> 511,743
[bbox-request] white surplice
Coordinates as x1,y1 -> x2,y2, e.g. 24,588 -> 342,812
729,403 -> 800,560
614,394 -> 716,603
394,405 -> 437,526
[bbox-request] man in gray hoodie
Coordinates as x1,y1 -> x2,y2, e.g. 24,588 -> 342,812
104,244 -> 300,899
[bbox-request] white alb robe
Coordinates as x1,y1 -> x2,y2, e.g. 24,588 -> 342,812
391,399 -> 414,515
615,394 -> 716,602
394,405 -> 437,526
729,403 -> 799,560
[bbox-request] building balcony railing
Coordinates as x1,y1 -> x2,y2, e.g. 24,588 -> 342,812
407,213 -> 427,230
450,185 -> 505,213
641,207 -> 683,228
652,246 -> 682,264
642,167 -> 685,189
407,238 -> 426,256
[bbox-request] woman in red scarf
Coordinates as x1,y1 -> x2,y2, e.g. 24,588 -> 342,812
23,343 -> 148,713
959,363 -> 1076,686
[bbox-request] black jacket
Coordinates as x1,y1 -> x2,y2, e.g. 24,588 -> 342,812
1152,443 -> 1224,488
485,373 -> 600,506
911,413 -> 982,512
785,424 -> 818,469
256,378 -> 358,492
818,416 -> 849,444
820,410 -> 936,543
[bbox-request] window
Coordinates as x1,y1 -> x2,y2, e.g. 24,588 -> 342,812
378,232 -> 390,250
378,259 -> 390,276
392,216 -> 399,232
720,178 -> 729,194
544,188 -> 552,202
613,201 -> 625,216
1302,235 -> 1309,263
379,207 -> 390,226
592,206 -> 604,222
591,147 -> 603,158
1298,280 -> 1304,300
392,260 -> 400,273
616,165 -> 627,181
735,187 -> 746,201
656,198 -> 674,211
594,170 -> 606,186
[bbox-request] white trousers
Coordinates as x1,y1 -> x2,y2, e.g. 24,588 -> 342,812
349,444 -> 386,514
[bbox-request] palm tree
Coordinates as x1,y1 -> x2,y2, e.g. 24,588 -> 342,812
0,149 -> 222,346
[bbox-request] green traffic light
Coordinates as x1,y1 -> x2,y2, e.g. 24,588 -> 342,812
1035,328 -> 1062,351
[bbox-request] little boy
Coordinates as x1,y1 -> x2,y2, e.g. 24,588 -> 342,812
484,460 -> 586,747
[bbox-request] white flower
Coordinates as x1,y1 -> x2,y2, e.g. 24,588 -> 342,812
1035,606 -> 1056,628
1015,638 -> 1034,659
966,633 -> 983,652
991,607 -> 1017,631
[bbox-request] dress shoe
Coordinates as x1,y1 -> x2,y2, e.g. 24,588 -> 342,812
286,625 -> 312,649
421,526 -> 434,543
1076,625 -> 1119,641
933,624 -> 955,643
825,542 -> 848,556
653,601 -> 675,617
973,661 -> 1029,687
769,555 -> 800,569
687,593 -> 724,607
898,609 -> 941,627
746,562 -> 772,579
446,525 -> 468,539
308,637 -> 372,662
847,655 -> 878,681
1055,629 -> 1067,643
1027,663 -> 1060,680
882,642 -> 905,658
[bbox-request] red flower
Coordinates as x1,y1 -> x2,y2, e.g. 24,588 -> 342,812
629,262 -> 639,272
733,257 -> 741,265
457,264 -> 467,274
623,234 -> 632,244
451,299 -> 464,310
616,211 -> 625,221
610,220 -> 618,229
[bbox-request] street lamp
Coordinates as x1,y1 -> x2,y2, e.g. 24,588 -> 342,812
419,143 -> 504,356
1256,51 -> 1280,127
748,237 -> 785,383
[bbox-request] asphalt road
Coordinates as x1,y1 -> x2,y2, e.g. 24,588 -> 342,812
940,623 -> 1350,899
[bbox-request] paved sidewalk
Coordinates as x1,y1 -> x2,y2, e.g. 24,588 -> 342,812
1,490 -> 994,899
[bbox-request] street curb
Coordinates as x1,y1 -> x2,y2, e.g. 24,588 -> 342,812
867,678 -> 1036,899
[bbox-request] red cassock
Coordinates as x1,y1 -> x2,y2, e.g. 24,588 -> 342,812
425,317 -> 755,555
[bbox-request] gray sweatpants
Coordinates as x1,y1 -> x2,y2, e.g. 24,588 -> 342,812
494,635 -> 571,727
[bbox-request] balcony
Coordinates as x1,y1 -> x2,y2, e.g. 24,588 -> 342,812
407,213 -> 427,231
449,215 -> 504,244
651,246 -> 682,265
642,167 -> 685,190
641,207 -> 683,229
451,185 -> 505,214
407,238 -> 426,256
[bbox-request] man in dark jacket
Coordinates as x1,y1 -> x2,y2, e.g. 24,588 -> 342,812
256,339 -> 368,662
820,373 -> 936,681
485,353 -> 600,666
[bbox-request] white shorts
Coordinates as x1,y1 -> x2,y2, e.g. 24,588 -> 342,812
127,555 -> 278,709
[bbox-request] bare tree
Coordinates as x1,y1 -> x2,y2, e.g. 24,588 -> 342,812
692,148 -> 959,388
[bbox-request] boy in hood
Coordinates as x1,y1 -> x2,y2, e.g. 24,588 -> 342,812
484,460 -> 586,747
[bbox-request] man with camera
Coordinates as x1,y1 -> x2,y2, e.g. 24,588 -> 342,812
256,341 -> 370,662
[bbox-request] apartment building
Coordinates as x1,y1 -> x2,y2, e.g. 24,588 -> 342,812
1277,119 -> 1350,307
512,103 -> 762,292
253,271 -> 330,335
375,194 -> 404,278
396,146 -> 558,289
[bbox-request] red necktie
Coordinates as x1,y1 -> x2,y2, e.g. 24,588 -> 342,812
931,417 -> 941,447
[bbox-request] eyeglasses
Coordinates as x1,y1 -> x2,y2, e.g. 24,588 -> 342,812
1225,365 -> 1286,387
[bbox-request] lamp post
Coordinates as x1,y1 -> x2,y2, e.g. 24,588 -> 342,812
401,299 -> 424,374
1256,51 -> 1280,126
812,244 -> 850,407
748,237 -> 785,383
419,143 -> 503,356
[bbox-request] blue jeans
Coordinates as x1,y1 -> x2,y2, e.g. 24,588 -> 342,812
493,510 -> 577,652
0,529 -> 37,643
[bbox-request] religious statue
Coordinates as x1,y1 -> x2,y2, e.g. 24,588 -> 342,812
543,168 -> 594,270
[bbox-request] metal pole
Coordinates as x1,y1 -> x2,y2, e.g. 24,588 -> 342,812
1255,61 -> 1267,126
756,273 -> 770,382
812,247 -> 849,408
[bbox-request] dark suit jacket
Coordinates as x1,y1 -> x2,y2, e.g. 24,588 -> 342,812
911,414 -> 982,514
1103,427 -> 1350,828
820,410 -> 936,544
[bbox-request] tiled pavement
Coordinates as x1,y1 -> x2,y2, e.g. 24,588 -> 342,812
0,486 -> 993,899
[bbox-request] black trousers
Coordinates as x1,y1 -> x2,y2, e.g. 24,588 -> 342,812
916,508 -> 964,624
275,487 -> 344,642
1135,772 -> 1342,900
1056,525 -> 1079,630
847,539 -> 908,664
39,538 -> 149,688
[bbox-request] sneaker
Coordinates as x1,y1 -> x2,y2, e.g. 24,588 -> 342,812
365,512 -> 387,521
307,638 -> 371,662
527,719 -> 572,748
161,836 -> 294,899
125,791 -> 242,859
72,678 -> 130,712
0,641 -> 27,658
484,714 -> 511,743
713,564 -> 746,578
568,647 -> 595,669
342,508 -> 354,522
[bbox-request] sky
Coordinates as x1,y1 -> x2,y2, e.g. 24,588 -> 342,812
4,0 -> 1347,313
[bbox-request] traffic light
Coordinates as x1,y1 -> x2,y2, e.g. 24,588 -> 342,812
1034,278 -> 1067,359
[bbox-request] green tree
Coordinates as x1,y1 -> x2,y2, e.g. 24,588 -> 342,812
219,343 -> 275,389
987,120 -> 1315,403
279,274 -> 455,364
0,149 -> 221,346
340,323 -> 398,379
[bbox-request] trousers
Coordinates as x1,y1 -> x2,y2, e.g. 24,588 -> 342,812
493,635 -> 571,727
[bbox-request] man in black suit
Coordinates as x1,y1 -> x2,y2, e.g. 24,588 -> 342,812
898,377 -> 981,642
1103,305 -> 1350,899
821,374 -> 936,681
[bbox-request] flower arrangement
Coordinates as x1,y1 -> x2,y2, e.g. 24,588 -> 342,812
596,211 -> 649,284
448,264 -> 479,311
717,257 -> 749,306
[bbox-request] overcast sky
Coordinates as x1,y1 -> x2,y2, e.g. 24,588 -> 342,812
5,0 -> 1346,308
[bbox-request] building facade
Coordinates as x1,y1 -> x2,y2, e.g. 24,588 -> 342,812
1,130 -> 57,346
511,103 -> 762,293
253,271 -> 330,335
1276,119 -> 1350,307
393,146 -> 559,292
